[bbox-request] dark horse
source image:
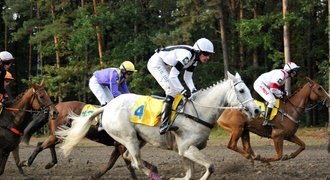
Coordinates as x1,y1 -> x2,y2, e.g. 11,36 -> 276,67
0,80 -> 57,176
20,101 -> 149,179
217,77 -> 330,163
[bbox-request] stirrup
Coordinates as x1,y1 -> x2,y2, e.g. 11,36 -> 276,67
262,120 -> 273,126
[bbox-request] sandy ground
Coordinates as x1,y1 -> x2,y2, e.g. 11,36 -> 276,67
0,131 -> 329,180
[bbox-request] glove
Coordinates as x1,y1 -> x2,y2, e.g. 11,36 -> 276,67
181,89 -> 191,99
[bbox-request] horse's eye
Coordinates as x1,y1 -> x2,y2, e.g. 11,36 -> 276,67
239,89 -> 244,93
318,87 -> 322,91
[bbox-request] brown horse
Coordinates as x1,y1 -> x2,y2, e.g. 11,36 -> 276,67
0,80 -> 57,176
217,77 -> 330,163
20,101 -> 155,179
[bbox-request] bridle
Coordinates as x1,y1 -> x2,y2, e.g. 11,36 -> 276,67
5,87 -> 54,113
281,82 -> 328,123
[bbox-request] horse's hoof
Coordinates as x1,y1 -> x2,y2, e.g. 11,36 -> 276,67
19,160 -> 28,167
45,163 -> 55,169
253,154 -> 261,161
281,154 -> 289,161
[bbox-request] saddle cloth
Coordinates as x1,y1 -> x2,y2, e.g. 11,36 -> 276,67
131,95 -> 183,126
80,104 -> 101,125
255,99 -> 280,121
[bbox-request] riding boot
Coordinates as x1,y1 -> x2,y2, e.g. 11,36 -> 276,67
159,96 -> 175,135
262,107 -> 273,126
98,103 -> 107,131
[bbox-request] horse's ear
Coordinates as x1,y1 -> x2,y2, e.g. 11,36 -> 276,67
234,72 -> 242,80
227,71 -> 234,80
306,76 -> 315,84
39,79 -> 45,87
28,80 -> 33,88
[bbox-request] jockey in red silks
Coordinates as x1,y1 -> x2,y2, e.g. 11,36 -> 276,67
0,51 -> 14,106
253,62 -> 300,126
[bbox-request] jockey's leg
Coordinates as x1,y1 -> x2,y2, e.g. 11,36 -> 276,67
160,95 -> 174,135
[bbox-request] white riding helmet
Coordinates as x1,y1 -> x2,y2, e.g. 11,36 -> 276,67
120,61 -> 137,73
0,51 -> 14,61
283,62 -> 300,73
193,38 -> 215,54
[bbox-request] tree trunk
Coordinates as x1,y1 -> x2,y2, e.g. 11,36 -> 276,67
328,0 -> 330,128
93,0 -> 103,65
239,0 -> 244,70
219,1 -> 229,79
282,0 -> 291,94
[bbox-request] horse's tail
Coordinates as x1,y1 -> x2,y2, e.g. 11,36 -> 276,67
57,107 -> 104,157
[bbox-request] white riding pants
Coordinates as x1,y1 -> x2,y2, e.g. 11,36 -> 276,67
147,53 -> 179,97
253,81 -> 276,108
89,75 -> 114,105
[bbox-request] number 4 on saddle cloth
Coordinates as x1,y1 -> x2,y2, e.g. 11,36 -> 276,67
131,95 -> 184,126
80,104 -> 101,125
255,99 -> 280,121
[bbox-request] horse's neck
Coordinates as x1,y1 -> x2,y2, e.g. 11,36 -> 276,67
285,83 -> 311,118
9,89 -> 34,128
188,80 -> 231,123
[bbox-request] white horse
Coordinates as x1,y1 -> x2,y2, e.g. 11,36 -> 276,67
57,71 -> 259,180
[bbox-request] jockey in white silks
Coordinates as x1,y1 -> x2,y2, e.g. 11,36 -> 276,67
147,38 -> 215,135
253,62 -> 300,126
89,61 -> 137,130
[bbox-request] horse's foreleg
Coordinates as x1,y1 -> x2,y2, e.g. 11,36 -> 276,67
228,128 -> 253,160
12,147 -> 25,175
261,131 -> 284,163
180,145 -> 214,180
282,135 -> 305,161
45,144 -> 58,169
241,129 -> 255,165
0,150 -> 10,175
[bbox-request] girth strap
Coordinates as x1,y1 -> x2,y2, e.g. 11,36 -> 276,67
177,112 -> 214,129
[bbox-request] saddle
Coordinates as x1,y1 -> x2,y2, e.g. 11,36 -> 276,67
255,99 -> 280,121
80,104 -> 101,125
131,95 -> 183,126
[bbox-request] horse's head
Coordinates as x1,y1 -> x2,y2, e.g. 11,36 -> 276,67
227,71 -> 260,118
306,77 -> 330,108
28,80 -> 58,118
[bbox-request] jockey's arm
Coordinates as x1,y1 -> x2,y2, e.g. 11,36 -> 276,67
169,62 -> 185,93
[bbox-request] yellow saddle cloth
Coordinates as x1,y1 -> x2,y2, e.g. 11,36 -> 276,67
80,104 -> 101,125
131,95 -> 183,126
255,99 -> 280,121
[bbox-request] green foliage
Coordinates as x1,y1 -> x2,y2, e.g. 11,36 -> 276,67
1,0 -> 329,126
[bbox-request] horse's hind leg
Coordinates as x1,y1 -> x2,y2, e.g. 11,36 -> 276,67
89,145 -> 138,180
282,135 -> 305,160
12,147 -> 25,175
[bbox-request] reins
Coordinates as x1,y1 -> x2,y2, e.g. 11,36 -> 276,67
171,79 -> 253,129
4,87 -> 53,114
279,83 -> 323,124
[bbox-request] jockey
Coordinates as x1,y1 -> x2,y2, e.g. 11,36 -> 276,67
0,51 -> 14,106
89,61 -> 137,130
253,62 -> 300,126
147,38 -> 214,135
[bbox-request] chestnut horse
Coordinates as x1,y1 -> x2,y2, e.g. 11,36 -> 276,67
218,77 -> 330,163
20,101 -> 148,179
0,80 -> 57,176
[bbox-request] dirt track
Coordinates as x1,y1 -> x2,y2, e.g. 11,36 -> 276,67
1,132 -> 329,180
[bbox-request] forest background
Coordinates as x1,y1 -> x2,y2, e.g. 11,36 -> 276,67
0,0 -> 329,127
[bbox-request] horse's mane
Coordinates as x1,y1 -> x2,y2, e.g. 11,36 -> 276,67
5,90 -> 27,107
289,81 -> 308,97
194,79 -> 227,97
